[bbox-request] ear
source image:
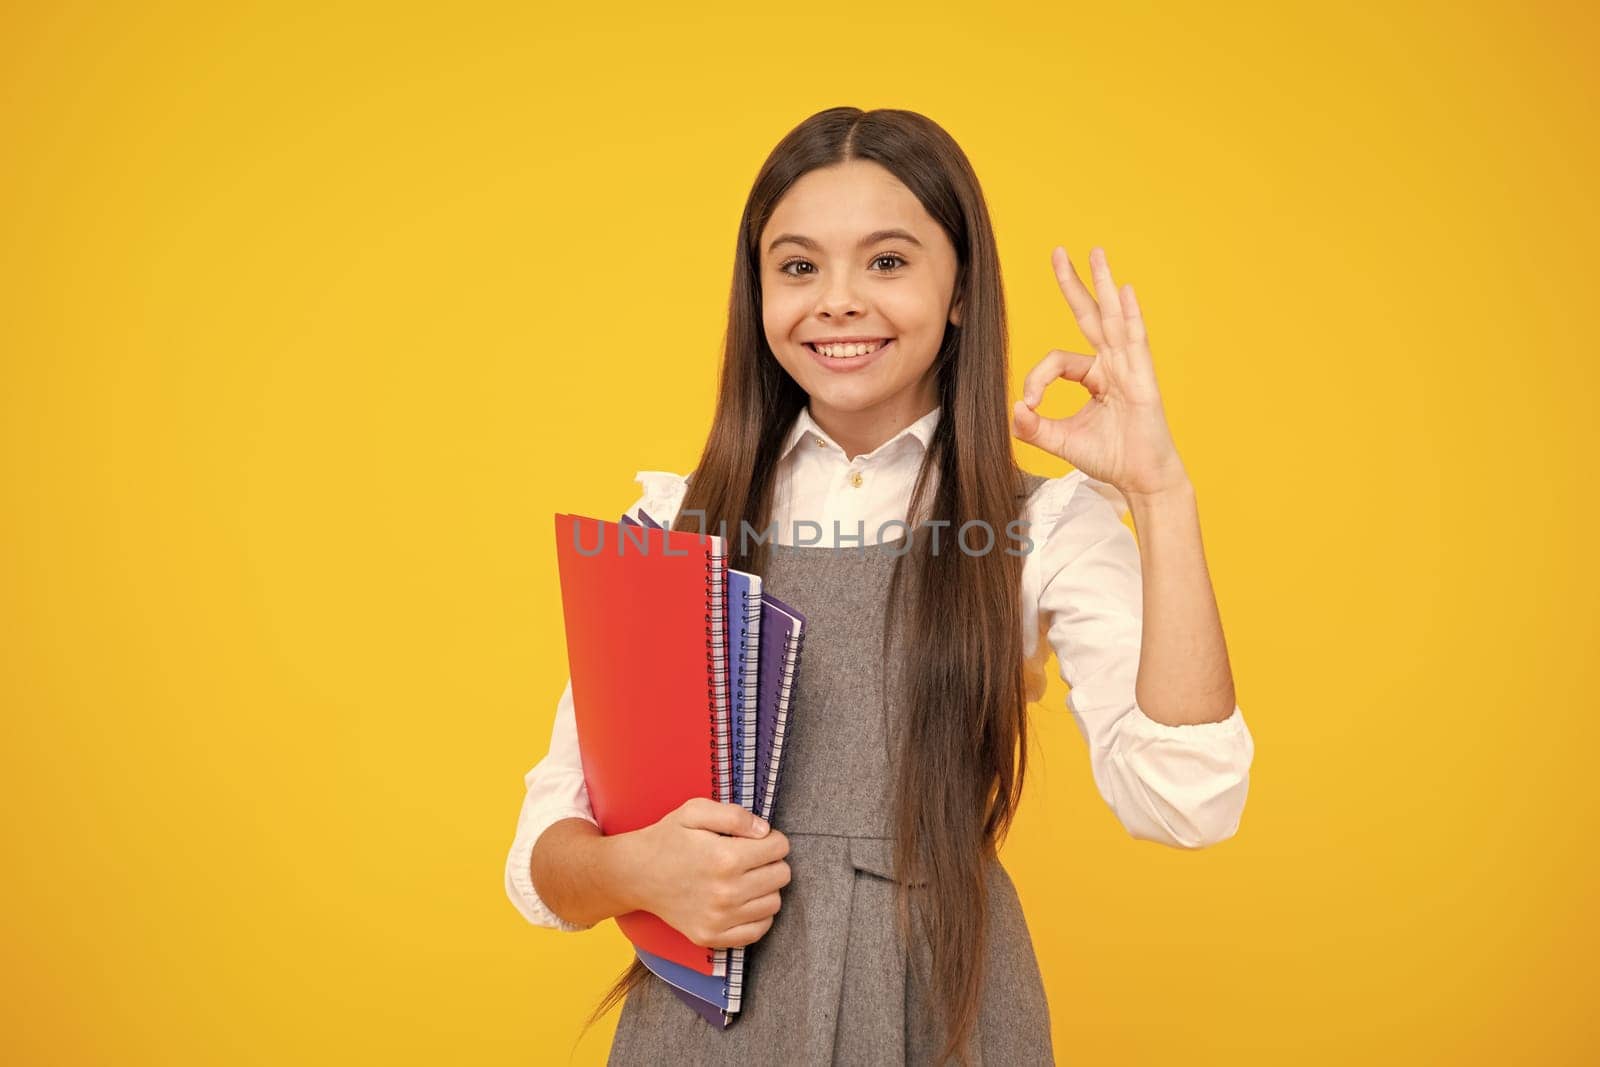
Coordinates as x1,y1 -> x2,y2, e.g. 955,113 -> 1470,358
949,297 -> 963,328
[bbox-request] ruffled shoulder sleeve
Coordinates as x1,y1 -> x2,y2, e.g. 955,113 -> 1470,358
1018,469 -> 1119,676
1020,469 -> 1128,563
626,469 -> 691,526
1023,468 -> 1129,532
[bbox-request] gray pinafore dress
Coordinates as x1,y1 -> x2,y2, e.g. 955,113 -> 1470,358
608,473 -> 1056,1065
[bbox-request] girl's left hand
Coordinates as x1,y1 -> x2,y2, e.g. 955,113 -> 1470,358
1011,246 -> 1191,498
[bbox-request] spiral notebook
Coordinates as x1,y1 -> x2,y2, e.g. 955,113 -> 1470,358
752,593 -> 806,824
622,509 -> 758,1020
622,508 -> 809,1028
552,512 -> 730,976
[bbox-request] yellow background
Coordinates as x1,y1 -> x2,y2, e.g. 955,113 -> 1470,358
3,1 -> 1594,1063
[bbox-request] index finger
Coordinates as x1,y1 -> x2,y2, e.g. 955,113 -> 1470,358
1020,348 -> 1095,406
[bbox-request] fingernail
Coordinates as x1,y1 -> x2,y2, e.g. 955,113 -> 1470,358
753,817 -> 770,836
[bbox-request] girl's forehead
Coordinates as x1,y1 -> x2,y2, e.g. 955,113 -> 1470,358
763,168 -> 934,249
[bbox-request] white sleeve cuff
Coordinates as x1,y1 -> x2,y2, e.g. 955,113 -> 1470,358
1105,703 -> 1256,849
504,807 -> 598,932
1121,701 -> 1250,741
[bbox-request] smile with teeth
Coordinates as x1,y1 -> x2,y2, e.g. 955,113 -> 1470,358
808,339 -> 891,359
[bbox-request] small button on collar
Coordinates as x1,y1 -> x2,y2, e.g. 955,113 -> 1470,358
849,471 -> 864,488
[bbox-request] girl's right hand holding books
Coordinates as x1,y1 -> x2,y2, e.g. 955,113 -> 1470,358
630,797 -> 792,950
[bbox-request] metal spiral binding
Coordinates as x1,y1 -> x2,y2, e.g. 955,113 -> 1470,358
735,587 -> 762,810
724,942 -> 745,1013
703,540 -> 729,972
704,542 -> 731,800
759,626 -> 804,822
719,585 -> 762,1017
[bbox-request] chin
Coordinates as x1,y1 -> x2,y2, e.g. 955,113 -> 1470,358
806,383 -> 896,411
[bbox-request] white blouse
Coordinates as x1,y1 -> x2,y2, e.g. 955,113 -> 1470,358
506,403 -> 1256,931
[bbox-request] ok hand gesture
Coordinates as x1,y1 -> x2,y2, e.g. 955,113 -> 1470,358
1011,247 -> 1192,498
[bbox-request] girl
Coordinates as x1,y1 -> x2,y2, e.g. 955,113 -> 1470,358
505,107 -> 1256,1066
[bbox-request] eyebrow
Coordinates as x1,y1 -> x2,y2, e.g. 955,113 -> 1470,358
765,228 -> 924,256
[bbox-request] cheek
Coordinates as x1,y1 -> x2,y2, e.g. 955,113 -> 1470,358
760,304 -> 804,371
765,311 -> 820,373
761,290 -> 804,338
879,285 -> 946,337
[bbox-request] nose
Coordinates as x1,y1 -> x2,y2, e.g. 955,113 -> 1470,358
815,274 -> 864,320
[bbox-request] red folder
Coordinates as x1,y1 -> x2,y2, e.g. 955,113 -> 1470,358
552,513 -> 728,975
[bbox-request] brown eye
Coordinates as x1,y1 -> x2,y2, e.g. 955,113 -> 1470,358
872,254 -> 907,271
778,259 -> 814,276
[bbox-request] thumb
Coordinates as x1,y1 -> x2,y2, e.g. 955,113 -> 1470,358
1012,399 -> 1041,442
679,798 -> 770,838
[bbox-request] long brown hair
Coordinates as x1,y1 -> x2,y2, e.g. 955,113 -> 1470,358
582,107 -> 1033,1065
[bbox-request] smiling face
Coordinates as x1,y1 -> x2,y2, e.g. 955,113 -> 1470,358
759,159 -> 962,438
